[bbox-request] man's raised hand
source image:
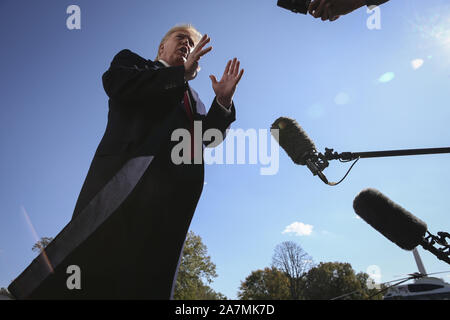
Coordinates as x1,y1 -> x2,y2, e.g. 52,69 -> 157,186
209,58 -> 244,108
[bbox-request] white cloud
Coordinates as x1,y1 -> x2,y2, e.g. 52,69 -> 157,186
282,222 -> 313,236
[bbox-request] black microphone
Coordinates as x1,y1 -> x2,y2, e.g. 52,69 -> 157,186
353,188 -> 427,251
271,117 -> 329,183
271,117 -> 316,165
353,189 -> 450,264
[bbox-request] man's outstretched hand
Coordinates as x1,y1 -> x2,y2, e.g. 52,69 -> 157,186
210,58 -> 244,107
308,0 -> 366,21
185,34 -> 213,81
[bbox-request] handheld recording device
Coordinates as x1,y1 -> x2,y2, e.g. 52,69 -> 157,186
277,0 -> 312,14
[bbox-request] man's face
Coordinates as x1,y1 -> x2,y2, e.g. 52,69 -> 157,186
159,30 -> 196,66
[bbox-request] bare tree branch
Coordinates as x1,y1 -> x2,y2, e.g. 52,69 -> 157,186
271,241 -> 314,299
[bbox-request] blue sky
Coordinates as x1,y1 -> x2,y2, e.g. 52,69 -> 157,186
1,0 -> 450,299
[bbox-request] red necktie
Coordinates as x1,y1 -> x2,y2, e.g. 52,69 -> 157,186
183,91 -> 195,160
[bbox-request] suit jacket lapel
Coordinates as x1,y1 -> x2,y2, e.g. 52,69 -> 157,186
188,86 -> 206,117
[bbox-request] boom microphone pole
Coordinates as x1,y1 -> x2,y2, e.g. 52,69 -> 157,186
322,147 -> 450,161
271,117 -> 450,186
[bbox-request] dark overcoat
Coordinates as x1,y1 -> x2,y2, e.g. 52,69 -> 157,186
8,49 -> 235,299
70,49 -> 236,299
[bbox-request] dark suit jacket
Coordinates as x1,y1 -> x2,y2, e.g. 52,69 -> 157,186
96,49 -> 235,158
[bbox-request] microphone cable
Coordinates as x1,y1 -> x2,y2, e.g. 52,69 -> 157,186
325,156 -> 360,186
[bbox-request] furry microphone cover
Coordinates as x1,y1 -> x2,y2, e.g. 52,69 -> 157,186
353,188 -> 428,251
271,117 -> 316,165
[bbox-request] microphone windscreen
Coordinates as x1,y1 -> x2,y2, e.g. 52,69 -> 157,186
353,188 -> 427,251
271,117 -> 316,165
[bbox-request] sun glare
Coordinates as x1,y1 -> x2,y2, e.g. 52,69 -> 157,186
408,7 -> 450,57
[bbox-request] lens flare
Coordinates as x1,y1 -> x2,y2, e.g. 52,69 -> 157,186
21,206 -> 54,274
378,72 -> 395,83
307,102 -> 324,119
334,92 -> 350,105
411,59 -> 424,70
407,5 -> 450,59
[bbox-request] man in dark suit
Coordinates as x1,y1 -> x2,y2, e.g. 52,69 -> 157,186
68,25 -> 244,299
